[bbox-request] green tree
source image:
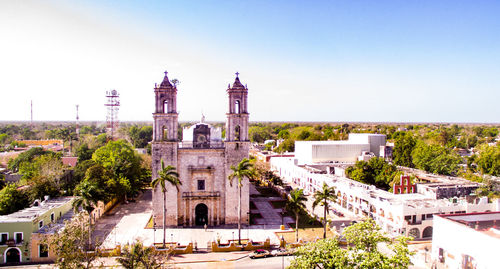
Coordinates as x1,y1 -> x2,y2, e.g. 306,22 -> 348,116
8,147 -> 56,172
0,184 -> 30,215
92,140 -> 143,197
0,133 -> 11,145
278,129 -> 290,139
475,144 -> 500,176
73,160 -> 97,187
312,183 -> 336,239
411,141 -> 462,176
345,158 -> 397,190
228,158 -> 254,245
76,142 -> 95,162
19,154 -> 64,183
249,126 -> 272,143
392,132 -> 416,167
274,138 -> 295,153
286,188 -> 307,242
46,213 -> 101,269
290,218 -> 413,269
128,125 -> 153,148
27,175 -> 60,201
151,161 -> 181,249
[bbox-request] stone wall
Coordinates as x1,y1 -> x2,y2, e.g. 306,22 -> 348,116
152,141 -> 179,227
224,142 -> 250,225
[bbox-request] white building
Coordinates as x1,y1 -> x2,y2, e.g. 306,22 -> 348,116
270,156 -> 499,239
294,133 -> 386,164
432,212 -> 500,269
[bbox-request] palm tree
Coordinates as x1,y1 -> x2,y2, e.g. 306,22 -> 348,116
286,188 -> 307,242
151,160 -> 181,249
117,241 -> 161,269
72,180 -> 101,248
312,183 -> 336,239
228,158 -> 254,245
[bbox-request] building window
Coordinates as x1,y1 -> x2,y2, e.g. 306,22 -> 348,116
197,180 -> 205,191
0,233 -> 8,245
39,244 -> 49,258
235,100 -> 241,113
51,213 -> 55,222
39,220 -> 44,229
14,232 -> 23,244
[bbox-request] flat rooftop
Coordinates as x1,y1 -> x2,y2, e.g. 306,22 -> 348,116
0,197 -> 74,223
439,211 -> 500,238
35,209 -> 75,234
296,140 -> 369,145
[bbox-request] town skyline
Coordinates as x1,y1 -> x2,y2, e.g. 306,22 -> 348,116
1,0 -> 499,123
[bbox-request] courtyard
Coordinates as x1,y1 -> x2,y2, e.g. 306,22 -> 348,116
93,184 -> 295,250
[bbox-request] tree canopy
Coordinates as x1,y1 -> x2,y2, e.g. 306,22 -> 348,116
7,147 -> 58,172
290,218 -> 413,269
474,144 -> 500,176
0,184 -> 29,215
392,132 -> 416,167
411,141 -> 461,176
92,139 -> 146,197
345,158 -> 398,190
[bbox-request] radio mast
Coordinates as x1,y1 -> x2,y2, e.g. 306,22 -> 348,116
105,90 -> 120,139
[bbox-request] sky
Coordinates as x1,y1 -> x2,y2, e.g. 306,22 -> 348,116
0,0 -> 499,123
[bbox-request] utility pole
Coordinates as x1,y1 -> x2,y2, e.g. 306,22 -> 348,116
30,100 -> 33,127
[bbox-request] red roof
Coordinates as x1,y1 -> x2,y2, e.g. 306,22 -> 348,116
62,157 -> 78,167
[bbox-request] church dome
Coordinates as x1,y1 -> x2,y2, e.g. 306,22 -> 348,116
182,121 -> 222,144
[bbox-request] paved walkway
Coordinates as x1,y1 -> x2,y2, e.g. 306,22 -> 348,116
93,190 -> 153,248
249,184 -> 294,227
93,187 -> 290,250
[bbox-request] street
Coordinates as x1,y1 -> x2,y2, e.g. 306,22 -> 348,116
177,255 -> 293,269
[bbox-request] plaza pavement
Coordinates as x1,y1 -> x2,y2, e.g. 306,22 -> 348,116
94,186 -> 295,250
250,183 -> 294,227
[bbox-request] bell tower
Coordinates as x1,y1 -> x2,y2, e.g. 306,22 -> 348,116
153,71 -> 178,142
225,72 -> 249,142
224,72 -> 250,225
152,71 -> 179,227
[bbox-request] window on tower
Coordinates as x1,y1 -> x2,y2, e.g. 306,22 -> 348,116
163,100 -> 168,113
234,125 -> 241,141
162,126 -> 168,141
235,100 -> 240,114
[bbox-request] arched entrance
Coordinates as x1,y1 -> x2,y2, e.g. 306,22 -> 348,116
408,228 -> 420,239
5,248 -> 21,263
422,226 -> 433,238
195,203 -> 208,226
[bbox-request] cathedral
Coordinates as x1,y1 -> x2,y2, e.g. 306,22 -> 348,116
151,71 -> 250,227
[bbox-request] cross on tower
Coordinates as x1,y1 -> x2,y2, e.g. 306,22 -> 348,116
235,72 -> 239,77
164,71 -> 168,75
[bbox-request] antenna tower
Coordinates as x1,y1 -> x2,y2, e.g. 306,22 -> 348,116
105,90 -> 120,139
75,104 -> 80,139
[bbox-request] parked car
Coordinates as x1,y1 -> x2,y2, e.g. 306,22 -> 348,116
271,248 -> 293,256
250,249 -> 270,259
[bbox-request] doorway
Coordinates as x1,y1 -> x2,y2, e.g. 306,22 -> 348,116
5,248 -> 21,263
195,203 -> 208,226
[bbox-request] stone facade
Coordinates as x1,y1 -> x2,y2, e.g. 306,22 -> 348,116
152,72 -> 250,227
